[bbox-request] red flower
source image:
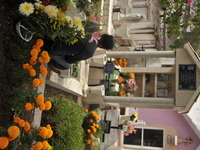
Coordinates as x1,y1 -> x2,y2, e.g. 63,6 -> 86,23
41,1 -> 48,6
49,2 -> 56,6
61,5 -> 67,11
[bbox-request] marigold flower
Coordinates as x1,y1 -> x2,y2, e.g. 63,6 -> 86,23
29,69 -> 36,77
89,119 -> 93,123
46,129 -> 53,138
19,2 -> 34,16
22,63 -> 28,69
38,56 -> 44,63
13,117 -> 21,123
91,111 -> 96,116
46,124 -> 51,129
35,95 -> 44,105
86,140 -> 91,144
39,65 -> 46,70
36,39 -> 44,47
27,64 -> 33,70
42,140 -> 49,149
89,133 -> 95,139
18,119 -> 25,127
41,51 -> 49,58
92,128 -> 97,132
0,137 -> 9,149
30,55 -> 37,61
87,129 -> 91,133
33,78 -> 40,87
32,45 -> 41,52
35,141 -> 43,150
91,142 -> 95,147
43,57 -> 50,63
30,59 -> 37,65
39,103 -> 46,111
95,124 -> 99,128
45,101 -> 52,110
30,48 -> 39,56
30,147 -> 35,150
25,103 -> 34,111
7,126 -> 20,138
39,78 -> 44,86
38,127 -> 48,138
23,122 -> 31,131
84,109 -> 88,113
40,69 -> 48,76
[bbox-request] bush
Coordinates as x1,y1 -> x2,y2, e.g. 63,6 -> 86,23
44,96 -> 85,150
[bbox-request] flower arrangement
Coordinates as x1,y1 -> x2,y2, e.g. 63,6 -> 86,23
114,58 -> 128,67
122,120 -> 137,137
17,0 -> 86,44
82,108 -> 104,150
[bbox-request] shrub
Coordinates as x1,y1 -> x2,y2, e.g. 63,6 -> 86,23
44,95 -> 85,150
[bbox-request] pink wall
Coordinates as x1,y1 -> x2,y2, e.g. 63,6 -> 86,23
138,108 -> 200,150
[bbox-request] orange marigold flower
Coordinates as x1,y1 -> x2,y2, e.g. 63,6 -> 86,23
42,140 -> 49,149
38,127 -> 48,138
41,51 -> 49,58
89,133 -> 95,139
23,122 -> 31,131
84,109 -> 88,113
7,136 -> 15,142
89,119 -> 93,123
46,129 -> 53,138
32,45 -> 41,52
38,56 -> 44,63
35,141 -> 43,150
33,78 -> 40,87
35,95 -> 44,105
36,39 -> 44,48
91,142 -> 95,147
87,129 -> 91,133
7,126 -> 20,138
39,103 -> 46,111
22,63 -> 28,69
95,124 -> 99,128
30,55 -> 37,61
39,78 -> 44,86
43,57 -> 50,63
91,111 -> 96,116
40,69 -> 48,76
13,117 -> 21,123
30,147 -> 35,150
30,49 -> 39,56
92,128 -> 97,132
27,64 -> 33,71
29,69 -> 36,77
30,59 -> 37,65
39,65 -> 46,70
0,137 -> 9,149
86,140 -> 91,144
46,124 -> 52,129
25,103 -> 34,111
18,119 -> 25,127
44,101 -> 52,110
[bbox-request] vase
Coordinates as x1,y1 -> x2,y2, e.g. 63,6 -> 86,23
16,21 -> 34,42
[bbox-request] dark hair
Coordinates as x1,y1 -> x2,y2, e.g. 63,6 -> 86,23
100,34 -> 116,50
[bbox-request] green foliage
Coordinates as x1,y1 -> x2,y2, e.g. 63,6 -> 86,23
47,95 -> 85,150
71,62 -> 80,77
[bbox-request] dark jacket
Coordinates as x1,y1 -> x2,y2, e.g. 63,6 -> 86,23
43,21 -> 100,69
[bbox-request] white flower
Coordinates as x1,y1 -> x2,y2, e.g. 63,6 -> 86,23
44,5 -> 58,18
19,2 -> 35,16
64,16 -> 74,27
73,16 -> 82,28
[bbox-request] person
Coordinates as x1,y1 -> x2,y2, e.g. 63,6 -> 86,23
43,21 -> 116,74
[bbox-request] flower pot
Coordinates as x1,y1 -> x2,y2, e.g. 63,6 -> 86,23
16,21 -> 34,42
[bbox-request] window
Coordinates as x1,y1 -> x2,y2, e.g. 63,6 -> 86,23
123,128 -> 164,149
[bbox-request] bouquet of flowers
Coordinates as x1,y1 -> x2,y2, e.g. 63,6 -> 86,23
123,120 -> 137,136
17,0 -> 86,44
130,112 -> 138,123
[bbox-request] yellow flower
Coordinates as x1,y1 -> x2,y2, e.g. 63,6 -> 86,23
0,137 -> 9,149
7,126 -> 20,138
19,2 -> 35,16
45,101 -> 52,110
44,5 -> 58,18
73,16 -> 82,30
65,16 -> 73,27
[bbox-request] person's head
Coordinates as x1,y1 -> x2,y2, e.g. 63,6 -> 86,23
99,34 -> 115,50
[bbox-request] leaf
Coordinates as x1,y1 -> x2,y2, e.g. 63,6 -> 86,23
51,32 -> 60,40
